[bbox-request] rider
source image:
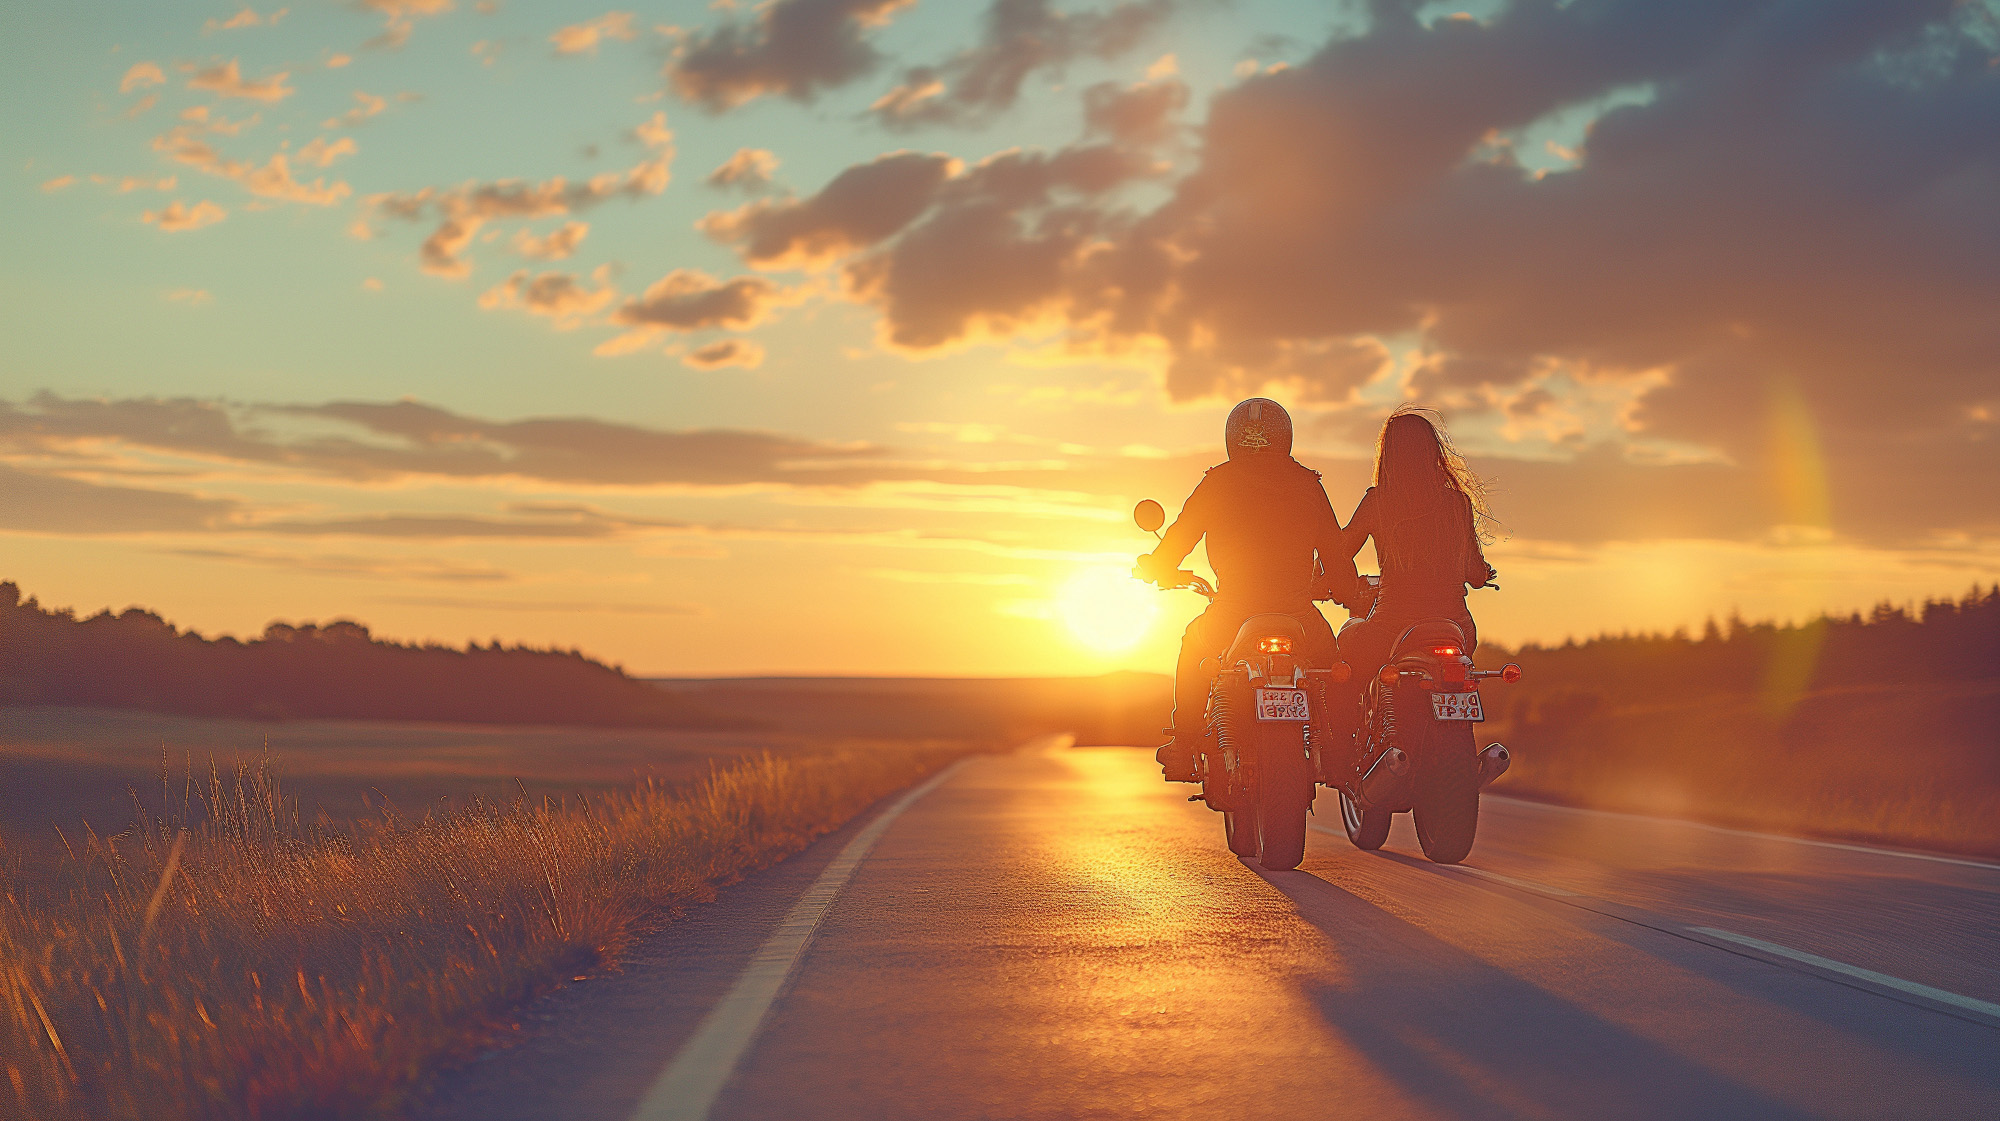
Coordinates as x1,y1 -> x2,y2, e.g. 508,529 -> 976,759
1134,398 -> 1348,781
1329,406 -> 1498,693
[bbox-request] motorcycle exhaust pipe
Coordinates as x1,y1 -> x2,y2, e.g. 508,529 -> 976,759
1358,746 -> 1409,807
1478,743 -> 1510,788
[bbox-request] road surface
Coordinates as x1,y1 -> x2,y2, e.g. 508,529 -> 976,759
421,741 -> 2000,1120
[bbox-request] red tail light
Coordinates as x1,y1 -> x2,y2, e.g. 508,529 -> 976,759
1501,663 -> 1522,683
1430,645 -> 1462,658
1258,636 -> 1293,654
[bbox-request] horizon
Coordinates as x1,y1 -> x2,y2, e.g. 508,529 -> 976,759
5,0 -> 1997,675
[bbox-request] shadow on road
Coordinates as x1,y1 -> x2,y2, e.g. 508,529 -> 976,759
1256,863 -> 1813,1121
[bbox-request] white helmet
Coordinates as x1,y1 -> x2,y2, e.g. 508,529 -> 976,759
1225,398 -> 1292,459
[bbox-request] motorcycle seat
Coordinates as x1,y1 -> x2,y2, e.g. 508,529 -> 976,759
1392,618 -> 1469,657
1224,613 -> 1308,663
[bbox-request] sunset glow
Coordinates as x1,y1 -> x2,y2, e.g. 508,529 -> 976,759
2,0 -> 1993,674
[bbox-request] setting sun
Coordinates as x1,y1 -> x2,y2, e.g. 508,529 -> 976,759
1056,566 -> 1162,654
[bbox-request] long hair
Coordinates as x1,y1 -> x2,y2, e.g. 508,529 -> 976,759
1373,404 -> 1495,544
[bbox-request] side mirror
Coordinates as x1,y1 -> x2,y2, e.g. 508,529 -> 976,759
1133,499 -> 1165,534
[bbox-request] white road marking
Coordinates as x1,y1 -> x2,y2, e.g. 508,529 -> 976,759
1306,823 -> 2000,1028
1688,927 -> 2000,1022
629,760 -> 968,1121
1486,794 -> 2000,873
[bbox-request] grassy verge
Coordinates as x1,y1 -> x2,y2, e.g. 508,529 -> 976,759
1484,680 -> 2000,857
1,745 -> 968,1119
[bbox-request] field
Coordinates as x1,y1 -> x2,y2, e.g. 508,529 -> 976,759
0,674 -> 1175,1118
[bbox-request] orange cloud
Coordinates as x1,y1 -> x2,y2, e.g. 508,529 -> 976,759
143,200 -> 228,232
294,136 -> 357,168
479,269 -> 619,326
324,91 -> 388,128
610,270 -> 789,332
551,11 -> 638,55
513,221 -> 589,260
186,59 -> 295,102
683,338 -> 766,370
40,175 -> 76,192
120,61 -> 166,93
705,147 -> 778,191
362,0 -> 455,48
367,113 -> 670,276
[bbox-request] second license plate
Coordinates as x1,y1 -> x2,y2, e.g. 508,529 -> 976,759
1430,691 -> 1484,721
1255,687 -> 1311,721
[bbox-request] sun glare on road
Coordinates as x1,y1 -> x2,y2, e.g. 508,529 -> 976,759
1056,565 -> 1160,653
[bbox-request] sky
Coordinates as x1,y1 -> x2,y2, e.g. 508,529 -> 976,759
2,0 -> 1997,677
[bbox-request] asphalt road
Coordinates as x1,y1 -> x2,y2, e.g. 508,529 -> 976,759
421,741 -> 2000,1121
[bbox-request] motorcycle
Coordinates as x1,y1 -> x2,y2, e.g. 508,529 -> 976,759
1327,575 -> 1519,865
1131,499 -> 1336,871
1131,500 -> 1520,868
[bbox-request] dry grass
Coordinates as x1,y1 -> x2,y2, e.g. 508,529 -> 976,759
0,746 -> 965,1120
1486,680 -> 2000,856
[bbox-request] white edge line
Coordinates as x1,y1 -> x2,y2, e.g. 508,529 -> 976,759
629,758 -> 969,1121
1485,794 -> 2000,873
1688,926 -> 2000,1022
1306,825 -> 2000,1028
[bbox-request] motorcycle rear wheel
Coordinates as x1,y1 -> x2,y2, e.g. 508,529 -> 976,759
1411,715 -> 1480,864
1257,740 -> 1312,870
1338,789 -> 1392,851
1224,805 -> 1260,858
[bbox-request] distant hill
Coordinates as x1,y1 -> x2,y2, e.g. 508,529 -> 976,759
0,582 -> 728,729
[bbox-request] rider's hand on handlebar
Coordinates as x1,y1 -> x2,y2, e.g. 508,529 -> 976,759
1133,552 -> 1175,586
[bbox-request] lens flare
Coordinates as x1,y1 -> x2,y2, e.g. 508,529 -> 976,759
1056,566 -> 1160,654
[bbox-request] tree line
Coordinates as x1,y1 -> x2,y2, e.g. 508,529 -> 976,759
0,582 -> 727,728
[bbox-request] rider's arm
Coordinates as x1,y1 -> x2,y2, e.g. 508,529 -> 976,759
1136,478 -> 1209,583
1309,477 -> 1360,602
1460,492 -> 1497,588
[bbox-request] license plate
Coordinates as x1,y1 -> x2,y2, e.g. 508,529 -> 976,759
1255,687 -> 1311,721
1431,691 -> 1484,721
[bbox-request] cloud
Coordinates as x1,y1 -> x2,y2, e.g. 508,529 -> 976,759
551,11 -> 639,55
512,220 -> 589,260
699,150 -> 959,268
120,61 -> 166,93
186,58 -> 295,102
166,546 -> 509,582
40,175 -> 76,193
723,0 -> 2000,549
609,270 -> 789,333
683,338 -> 766,370
99,174 -> 178,192
205,7 -> 287,33
706,147 -> 779,192
164,288 -> 214,305
153,121 -> 353,207
670,0 -> 915,111
0,462 -> 235,534
479,268 -> 619,326
707,141 -> 1159,349
324,91 -> 388,128
361,0 -> 456,49
871,0 -> 1177,129
365,112 -> 671,276
143,200 -> 228,232
294,136 -> 357,168
374,594 -> 703,616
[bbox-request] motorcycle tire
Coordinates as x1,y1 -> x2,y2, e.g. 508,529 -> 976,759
1257,734 -> 1312,871
1411,713 -> 1480,864
1224,805 -> 1260,858
1338,789 -> 1392,851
